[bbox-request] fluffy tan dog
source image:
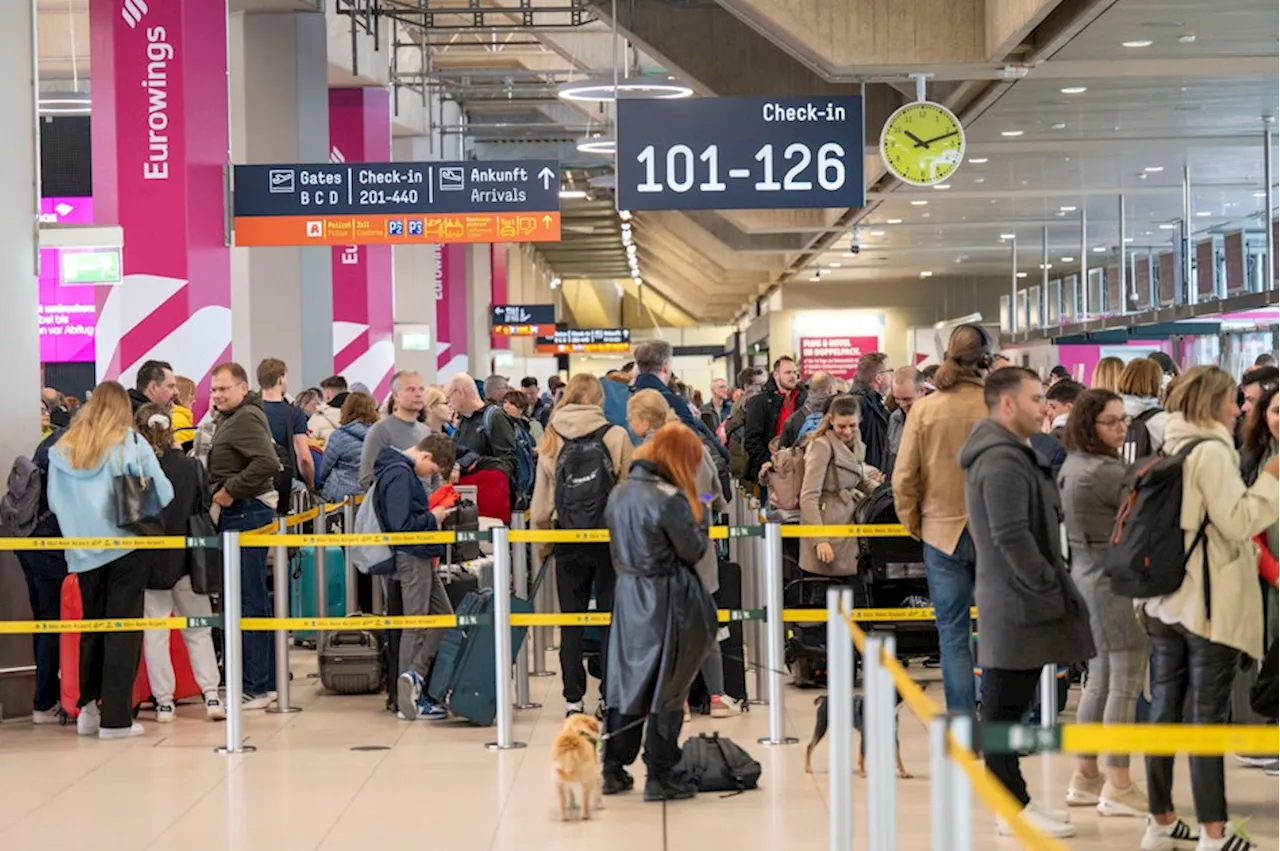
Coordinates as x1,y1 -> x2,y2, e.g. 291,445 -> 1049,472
551,713 -> 603,821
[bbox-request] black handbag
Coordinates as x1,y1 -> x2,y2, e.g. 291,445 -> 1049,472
113,432 -> 166,535
187,462 -> 221,595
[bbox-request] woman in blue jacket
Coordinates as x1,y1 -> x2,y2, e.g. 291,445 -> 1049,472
47,381 -> 174,740
316,391 -> 380,502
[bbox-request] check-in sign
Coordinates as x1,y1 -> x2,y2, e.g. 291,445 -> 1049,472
491,304 -> 556,337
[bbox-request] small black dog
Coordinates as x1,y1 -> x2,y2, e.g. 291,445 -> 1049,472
804,692 -> 911,778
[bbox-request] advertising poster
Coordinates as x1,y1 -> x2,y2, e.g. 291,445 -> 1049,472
798,335 -> 881,380
39,197 -> 97,363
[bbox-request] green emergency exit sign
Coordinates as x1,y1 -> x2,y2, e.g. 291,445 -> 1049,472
60,248 -> 122,285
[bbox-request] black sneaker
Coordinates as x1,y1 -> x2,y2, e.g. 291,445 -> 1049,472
643,774 -> 697,802
602,768 -> 634,796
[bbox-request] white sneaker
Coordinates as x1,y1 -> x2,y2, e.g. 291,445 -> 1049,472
241,693 -> 270,711
76,702 -> 100,737
1097,780 -> 1147,818
1197,820 -> 1256,851
1141,815 -> 1200,851
1027,800 -> 1070,824
99,722 -> 144,740
204,696 -> 226,721
1065,769 -> 1104,806
565,701 -> 584,717
997,802 -> 1077,838
710,695 -> 743,717
154,703 -> 176,724
1233,754 -> 1277,769
31,704 -> 61,725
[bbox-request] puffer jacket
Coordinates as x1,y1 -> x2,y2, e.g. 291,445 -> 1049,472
317,420 -> 369,502
1141,414 -> 1279,659
604,461 -> 717,715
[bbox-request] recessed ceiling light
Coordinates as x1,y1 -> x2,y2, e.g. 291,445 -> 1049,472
1051,122 -> 1067,130
1016,272 -> 1028,278
1177,33 -> 1196,44
919,271 -> 933,278
969,157 -> 989,164
1122,39 -> 1154,47
933,184 -> 951,190
1061,256 -> 1075,262
1061,87 -> 1088,94
1092,246 -> 1107,253
1001,130 -> 1024,137
1039,263 -> 1053,270
1000,233 -> 1016,240
1254,191 -> 1267,198
829,261 -> 842,268
1195,211 -> 1211,217
1060,205 -> 1077,212
886,218 -> 903,224
559,189 -> 588,199
973,177 -> 985,184
1123,237 -> 1134,243
809,274 -> 821,282
1159,223 -> 1176,229
911,200 -> 929,206
869,230 -> 885,236
576,135 -> 616,154
819,268 -> 832,276
1144,166 -> 1165,172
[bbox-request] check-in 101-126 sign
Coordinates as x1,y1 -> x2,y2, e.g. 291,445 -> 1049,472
231,160 -> 561,246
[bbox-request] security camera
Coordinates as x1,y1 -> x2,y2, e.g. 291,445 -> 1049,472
849,244 -> 861,255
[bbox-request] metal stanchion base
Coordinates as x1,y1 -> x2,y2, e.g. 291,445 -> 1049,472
757,736 -> 799,746
748,699 -> 768,706
485,741 -> 528,751
214,743 -> 258,754
266,706 -> 302,714
530,670 -> 556,678
514,701 -> 542,710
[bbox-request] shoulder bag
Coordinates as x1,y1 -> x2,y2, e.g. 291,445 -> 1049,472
187,461 -> 222,595
113,432 -> 166,536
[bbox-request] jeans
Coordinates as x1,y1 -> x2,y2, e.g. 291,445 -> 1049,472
1146,620 -> 1238,824
142,577 -> 222,704
922,529 -> 976,712
556,543 -> 616,704
17,550 -> 65,712
603,709 -> 684,779
77,551 -> 149,729
980,667 -> 1042,807
1077,647 -> 1149,768
219,498 -> 276,695
395,552 -> 453,680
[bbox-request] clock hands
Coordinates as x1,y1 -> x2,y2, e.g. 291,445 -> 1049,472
911,130 -> 960,149
902,130 -> 928,148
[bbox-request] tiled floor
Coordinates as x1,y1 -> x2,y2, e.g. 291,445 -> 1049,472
1,645 -> 1276,851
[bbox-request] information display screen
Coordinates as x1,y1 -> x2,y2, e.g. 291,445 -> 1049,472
491,304 -> 556,337
535,328 -> 632,354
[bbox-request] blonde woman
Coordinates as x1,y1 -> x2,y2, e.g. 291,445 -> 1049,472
1091,356 -> 1124,392
172,376 -> 197,450
47,381 -> 174,740
424,386 -> 454,433
530,374 -> 632,717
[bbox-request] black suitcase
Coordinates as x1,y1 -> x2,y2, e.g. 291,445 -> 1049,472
320,628 -> 384,694
689,560 -> 748,710
442,499 -> 481,563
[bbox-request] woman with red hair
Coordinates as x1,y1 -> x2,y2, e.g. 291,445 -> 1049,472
601,423 -> 718,803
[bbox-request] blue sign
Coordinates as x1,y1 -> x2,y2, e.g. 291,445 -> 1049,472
617,96 -> 864,211
232,160 -> 561,217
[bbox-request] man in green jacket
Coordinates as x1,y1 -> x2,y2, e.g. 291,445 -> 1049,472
208,361 -> 282,710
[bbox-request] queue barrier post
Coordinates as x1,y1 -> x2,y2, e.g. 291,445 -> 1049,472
486,526 -> 525,751
215,530 -> 255,754
876,633 -> 898,849
929,715 -> 953,851
267,517 -> 300,715
343,497 -> 358,615
826,586 -> 855,851
757,522 -> 796,746
314,503 -> 329,647
950,714 -> 974,851
746,493 -> 767,706
864,633 -> 885,849
1039,663 -> 1057,728
511,514 -> 539,710
530,533 -> 554,679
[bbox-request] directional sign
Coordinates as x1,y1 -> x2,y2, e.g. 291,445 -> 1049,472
491,304 -> 556,337
536,328 -> 631,354
232,160 -> 561,246
617,96 -> 864,211
59,248 -> 122,285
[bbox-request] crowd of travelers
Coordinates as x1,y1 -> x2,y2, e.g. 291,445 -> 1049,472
13,335 -> 1279,830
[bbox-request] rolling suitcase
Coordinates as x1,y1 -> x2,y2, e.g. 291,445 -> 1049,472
715,560 -> 748,703
290,546 -> 347,646
426,589 -> 533,725
319,626 -> 384,694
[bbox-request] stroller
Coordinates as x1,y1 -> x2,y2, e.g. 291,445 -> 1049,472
855,483 -> 938,659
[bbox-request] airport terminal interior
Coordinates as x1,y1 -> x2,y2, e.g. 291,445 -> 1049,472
1,0 -> 1279,850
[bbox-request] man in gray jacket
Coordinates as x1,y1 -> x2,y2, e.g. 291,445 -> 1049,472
958,366 -> 1095,839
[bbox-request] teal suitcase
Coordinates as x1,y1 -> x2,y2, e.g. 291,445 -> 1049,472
290,546 -> 347,646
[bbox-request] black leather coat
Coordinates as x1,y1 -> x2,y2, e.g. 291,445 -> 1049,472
605,461 -> 717,715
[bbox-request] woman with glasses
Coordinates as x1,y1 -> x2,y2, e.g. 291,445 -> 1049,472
1060,389 -> 1151,817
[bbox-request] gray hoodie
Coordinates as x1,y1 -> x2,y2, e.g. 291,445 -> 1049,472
959,419 -> 1095,671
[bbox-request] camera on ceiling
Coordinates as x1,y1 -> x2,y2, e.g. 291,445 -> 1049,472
848,243 -> 861,255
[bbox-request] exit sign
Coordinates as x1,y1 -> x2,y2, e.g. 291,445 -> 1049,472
60,248 -> 121,285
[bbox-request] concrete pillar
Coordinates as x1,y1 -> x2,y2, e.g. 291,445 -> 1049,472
228,11 -> 331,388
391,134 -> 437,386
1,1 -> 40,475
90,0 -> 231,415
329,87 -> 394,399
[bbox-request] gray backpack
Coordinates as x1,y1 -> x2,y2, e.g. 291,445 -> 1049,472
0,456 -> 43,537
351,484 -> 396,576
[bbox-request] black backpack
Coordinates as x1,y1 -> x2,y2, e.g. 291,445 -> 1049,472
271,402 -> 298,514
1106,437 -> 1212,617
0,455 -> 44,537
553,425 -> 616,531
1122,408 -> 1161,464
676,732 -> 761,795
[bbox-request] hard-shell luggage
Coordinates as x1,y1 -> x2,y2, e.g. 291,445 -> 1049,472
441,569 -> 480,610
290,546 -> 347,646
58,574 -> 199,719
442,499 -> 481,563
319,627 -> 384,694
426,588 -> 533,725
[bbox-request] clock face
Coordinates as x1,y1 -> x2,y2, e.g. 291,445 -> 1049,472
879,101 -> 966,186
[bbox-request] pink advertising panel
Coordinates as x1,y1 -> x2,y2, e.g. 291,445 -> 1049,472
490,243 -> 510,351
436,244 -> 470,378
39,197 -> 98,363
90,0 -> 231,416
798,335 -> 881,380
329,87 -> 395,399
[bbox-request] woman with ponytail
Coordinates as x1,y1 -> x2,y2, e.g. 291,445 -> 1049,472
601,423 -> 718,802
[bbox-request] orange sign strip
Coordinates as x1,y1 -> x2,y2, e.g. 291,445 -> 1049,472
233,212 -> 561,247
535,342 -> 632,354
493,324 -> 557,337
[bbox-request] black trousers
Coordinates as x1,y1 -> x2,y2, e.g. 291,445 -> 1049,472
1147,620 -> 1238,824
602,708 -> 684,778
556,543 -> 616,704
77,551 -> 148,729
980,667 -> 1041,807
18,550 -> 65,712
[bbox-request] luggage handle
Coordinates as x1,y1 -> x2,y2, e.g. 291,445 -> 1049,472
527,555 -> 553,599
329,631 -> 372,647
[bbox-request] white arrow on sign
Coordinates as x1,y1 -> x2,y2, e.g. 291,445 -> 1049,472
538,167 -> 555,190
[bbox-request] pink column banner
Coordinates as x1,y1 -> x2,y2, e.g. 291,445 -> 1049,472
329,88 -> 395,399
436,244 -> 469,379
90,0 -> 231,418
39,197 -> 98,363
489,243 -> 510,351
